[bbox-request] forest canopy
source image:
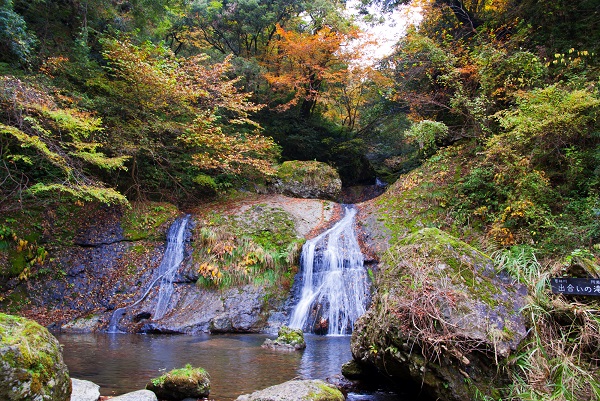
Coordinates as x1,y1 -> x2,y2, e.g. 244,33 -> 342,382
1,0 -> 599,252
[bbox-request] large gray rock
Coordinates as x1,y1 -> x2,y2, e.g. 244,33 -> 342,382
0,313 -> 72,401
272,161 -> 342,201
351,228 -> 528,401
70,378 -> 99,401
110,390 -> 157,401
235,379 -> 344,401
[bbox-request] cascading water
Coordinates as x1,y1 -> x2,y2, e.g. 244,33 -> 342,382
107,214 -> 190,333
153,214 -> 190,319
289,206 -> 369,335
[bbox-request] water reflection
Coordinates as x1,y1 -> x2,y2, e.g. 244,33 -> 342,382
56,333 -> 350,401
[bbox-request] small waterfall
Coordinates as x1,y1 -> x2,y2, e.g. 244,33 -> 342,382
153,215 -> 189,319
289,206 -> 369,335
107,214 -> 190,333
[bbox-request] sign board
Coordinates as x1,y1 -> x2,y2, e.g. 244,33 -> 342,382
551,278 -> 600,296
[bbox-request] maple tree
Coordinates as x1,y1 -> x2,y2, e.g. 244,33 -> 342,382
264,24 -> 361,118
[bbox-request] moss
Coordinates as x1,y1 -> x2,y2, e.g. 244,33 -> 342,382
192,204 -> 304,292
121,202 -> 179,240
146,364 -> 210,400
276,325 -> 305,347
0,313 -> 69,399
277,160 -> 338,183
387,228 -> 506,309
307,383 -> 345,401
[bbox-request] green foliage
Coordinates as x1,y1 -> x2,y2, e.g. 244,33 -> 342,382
192,174 -> 218,195
494,246 -> 600,401
404,120 -> 449,154
475,47 -> 547,100
193,205 -> 304,290
0,0 -> 37,66
121,202 -> 180,241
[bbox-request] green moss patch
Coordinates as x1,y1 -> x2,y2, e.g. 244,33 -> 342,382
0,313 -> 71,401
121,202 -> 179,240
146,364 -> 210,400
193,204 -> 304,293
277,160 -> 339,184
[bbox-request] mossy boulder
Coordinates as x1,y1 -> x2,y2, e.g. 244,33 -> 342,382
273,161 -> 342,201
235,379 -> 344,401
341,360 -> 369,380
351,228 -> 528,401
145,364 -> 210,400
0,313 -> 71,401
262,325 -> 306,350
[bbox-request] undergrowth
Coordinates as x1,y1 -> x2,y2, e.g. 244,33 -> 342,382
494,245 -> 600,400
193,204 -> 304,292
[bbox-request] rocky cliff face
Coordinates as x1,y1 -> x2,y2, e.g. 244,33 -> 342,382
1,196 -> 336,334
350,228 -> 528,401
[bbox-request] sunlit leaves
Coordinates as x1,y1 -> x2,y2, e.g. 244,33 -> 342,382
263,24 -> 359,114
99,36 -> 278,178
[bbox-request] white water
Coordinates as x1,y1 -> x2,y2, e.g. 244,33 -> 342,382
153,214 -> 190,319
289,206 -> 369,335
107,214 -> 190,332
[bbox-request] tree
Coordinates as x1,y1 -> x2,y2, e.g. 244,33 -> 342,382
0,0 -> 37,66
183,0 -> 304,58
97,36 -> 279,196
263,24 -> 361,118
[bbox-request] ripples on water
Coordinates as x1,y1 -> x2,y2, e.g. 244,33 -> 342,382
57,333 -> 425,401
57,333 -> 351,400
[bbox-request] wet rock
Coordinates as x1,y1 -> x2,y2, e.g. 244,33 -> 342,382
210,285 -> 267,333
73,205 -> 125,246
0,313 -> 72,401
272,161 -> 342,201
262,325 -> 306,350
62,315 -> 101,333
145,364 -> 210,400
109,390 -> 157,401
235,379 -> 344,401
71,378 -> 100,401
351,228 -> 528,401
341,360 -> 368,380
133,312 -> 152,322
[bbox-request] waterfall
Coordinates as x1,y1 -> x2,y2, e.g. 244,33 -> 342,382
107,214 -> 190,333
289,206 -> 369,335
153,214 -> 190,319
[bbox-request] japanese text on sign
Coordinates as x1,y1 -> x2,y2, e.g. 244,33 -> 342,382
551,278 -> 600,296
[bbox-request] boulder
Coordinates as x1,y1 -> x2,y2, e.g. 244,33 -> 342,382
262,325 -> 306,350
109,390 -> 157,401
340,360 -> 368,380
235,379 -> 344,401
272,161 -> 342,201
145,364 -> 209,400
71,378 -> 100,401
0,313 -> 72,401
351,228 -> 528,401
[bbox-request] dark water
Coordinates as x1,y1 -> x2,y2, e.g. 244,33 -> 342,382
57,333 -> 354,400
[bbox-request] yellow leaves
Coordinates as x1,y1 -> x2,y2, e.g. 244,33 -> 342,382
198,262 -> 223,282
16,238 -> 29,253
489,225 -> 515,247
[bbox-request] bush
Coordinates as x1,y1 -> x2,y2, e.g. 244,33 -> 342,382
404,120 -> 449,155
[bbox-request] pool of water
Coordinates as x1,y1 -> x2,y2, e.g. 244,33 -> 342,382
57,332 -> 426,401
57,333 -> 350,400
